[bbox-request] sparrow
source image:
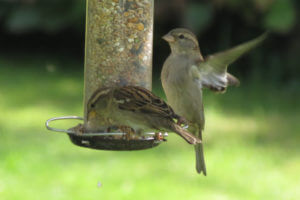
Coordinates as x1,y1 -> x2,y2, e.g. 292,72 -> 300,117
161,28 -> 267,175
85,85 -> 201,145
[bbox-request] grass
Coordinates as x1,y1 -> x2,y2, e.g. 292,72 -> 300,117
0,55 -> 299,200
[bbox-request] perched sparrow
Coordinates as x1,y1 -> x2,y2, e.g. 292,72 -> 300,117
85,86 -> 201,145
161,28 -> 267,175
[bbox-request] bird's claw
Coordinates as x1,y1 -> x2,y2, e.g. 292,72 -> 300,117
154,132 -> 165,141
119,125 -> 135,140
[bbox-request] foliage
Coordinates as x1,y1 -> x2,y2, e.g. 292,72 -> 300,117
184,0 -> 297,33
263,0 -> 297,32
0,0 -> 299,86
1,0 -> 85,33
0,0 -> 298,33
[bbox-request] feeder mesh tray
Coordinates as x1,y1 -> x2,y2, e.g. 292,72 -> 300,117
68,123 -> 162,151
68,135 -> 160,151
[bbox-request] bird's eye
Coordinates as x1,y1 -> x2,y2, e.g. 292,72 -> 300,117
91,104 -> 95,108
178,34 -> 185,39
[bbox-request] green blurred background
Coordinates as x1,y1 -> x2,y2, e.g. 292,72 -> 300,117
0,0 -> 299,199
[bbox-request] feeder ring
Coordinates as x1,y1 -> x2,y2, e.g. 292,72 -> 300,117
45,116 -> 168,138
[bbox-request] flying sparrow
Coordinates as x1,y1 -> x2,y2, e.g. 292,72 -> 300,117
85,85 -> 201,145
161,28 -> 267,175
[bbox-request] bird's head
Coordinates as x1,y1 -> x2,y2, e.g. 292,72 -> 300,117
86,87 -> 111,121
162,28 -> 200,54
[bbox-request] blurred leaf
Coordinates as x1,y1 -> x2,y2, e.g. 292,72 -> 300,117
0,6 -> 7,19
185,3 -> 213,34
253,0 -> 274,12
263,0 -> 296,32
5,6 -> 41,33
3,0 -> 85,34
38,0 -> 85,33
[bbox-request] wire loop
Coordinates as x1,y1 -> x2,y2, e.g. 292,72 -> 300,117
45,116 -> 168,138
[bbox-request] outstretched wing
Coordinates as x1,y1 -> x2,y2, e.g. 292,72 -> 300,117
197,32 -> 268,92
113,86 -> 177,121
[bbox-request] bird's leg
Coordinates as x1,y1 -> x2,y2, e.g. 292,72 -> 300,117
154,132 -> 167,141
107,126 -> 122,139
177,116 -> 189,128
107,127 -> 111,133
154,132 -> 164,141
119,125 -> 136,140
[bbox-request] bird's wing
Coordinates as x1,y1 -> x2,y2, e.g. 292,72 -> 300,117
197,32 -> 268,92
113,86 -> 177,121
201,32 -> 268,72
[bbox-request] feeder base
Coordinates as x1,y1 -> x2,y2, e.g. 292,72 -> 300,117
45,116 -> 166,151
68,134 -> 160,151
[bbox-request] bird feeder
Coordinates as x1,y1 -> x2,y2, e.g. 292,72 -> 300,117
45,0 -> 166,150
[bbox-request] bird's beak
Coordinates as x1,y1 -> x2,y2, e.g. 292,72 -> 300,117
162,34 -> 175,43
87,110 -> 96,121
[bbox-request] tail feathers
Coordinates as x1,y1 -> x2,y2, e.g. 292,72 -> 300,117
171,124 -> 202,145
195,130 -> 206,175
195,143 -> 206,175
227,73 -> 240,87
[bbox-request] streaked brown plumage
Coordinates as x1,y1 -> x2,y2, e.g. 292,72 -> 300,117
85,86 -> 201,145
